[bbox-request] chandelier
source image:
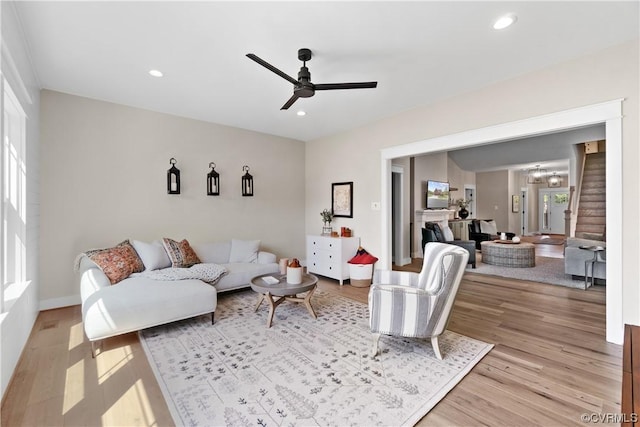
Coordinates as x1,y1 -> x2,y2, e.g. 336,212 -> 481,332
547,172 -> 562,187
527,164 -> 547,184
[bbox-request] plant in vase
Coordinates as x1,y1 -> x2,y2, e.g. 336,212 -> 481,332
455,198 -> 472,219
320,209 -> 333,235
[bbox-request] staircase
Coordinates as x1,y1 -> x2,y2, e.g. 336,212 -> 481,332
575,151 -> 606,237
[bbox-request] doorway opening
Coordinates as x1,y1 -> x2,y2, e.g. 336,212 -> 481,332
380,100 -> 623,344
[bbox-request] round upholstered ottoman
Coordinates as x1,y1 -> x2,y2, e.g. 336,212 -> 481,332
480,241 -> 536,268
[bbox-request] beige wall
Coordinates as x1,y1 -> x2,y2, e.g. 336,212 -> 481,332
476,170 -> 509,230
40,91 -> 305,305
305,39 -> 639,327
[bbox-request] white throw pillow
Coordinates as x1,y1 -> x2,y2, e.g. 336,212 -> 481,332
192,241 -> 232,264
480,220 -> 498,235
442,226 -> 455,242
131,240 -> 171,270
229,239 -> 260,263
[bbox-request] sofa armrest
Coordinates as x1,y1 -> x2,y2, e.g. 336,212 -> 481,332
257,251 -> 277,264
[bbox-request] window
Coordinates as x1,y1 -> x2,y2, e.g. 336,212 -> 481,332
1,79 -> 27,303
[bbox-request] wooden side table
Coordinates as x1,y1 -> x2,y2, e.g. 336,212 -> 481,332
579,245 -> 605,289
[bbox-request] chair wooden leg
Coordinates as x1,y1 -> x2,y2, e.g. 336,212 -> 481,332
431,336 -> 443,360
211,311 -> 215,325
371,333 -> 381,357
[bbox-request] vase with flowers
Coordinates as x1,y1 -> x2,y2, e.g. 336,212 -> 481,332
320,209 -> 333,235
455,198 -> 472,219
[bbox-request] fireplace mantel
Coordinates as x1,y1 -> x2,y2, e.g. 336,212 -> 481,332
415,209 -> 456,228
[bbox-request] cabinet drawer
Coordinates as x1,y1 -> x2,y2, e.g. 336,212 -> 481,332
307,236 -> 341,251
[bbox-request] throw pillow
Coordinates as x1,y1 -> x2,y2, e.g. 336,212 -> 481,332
131,240 -> 171,270
192,241 -> 232,264
480,220 -> 498,236
86,240 -> 144,284
442,226 -> 455,242
229,239 -> 260,263
425,222 -> 445,242
162,238 -> 201,268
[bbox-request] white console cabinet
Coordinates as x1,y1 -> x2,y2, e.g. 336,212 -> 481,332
306,235 -> 360,285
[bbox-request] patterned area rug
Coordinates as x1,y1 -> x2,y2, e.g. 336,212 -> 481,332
469,254 -> 585,289
139,290 -> 493,426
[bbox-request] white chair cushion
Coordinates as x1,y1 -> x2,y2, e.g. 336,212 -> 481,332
229,239 -> 260,263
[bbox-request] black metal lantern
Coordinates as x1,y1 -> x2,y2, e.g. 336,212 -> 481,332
241,165 -> 253,197
207,162 -> 220,196
167,158 -> 180,194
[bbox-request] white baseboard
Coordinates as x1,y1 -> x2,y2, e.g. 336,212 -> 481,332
39,294 -> 80,311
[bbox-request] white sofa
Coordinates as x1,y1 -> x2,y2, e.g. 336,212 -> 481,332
79,239 -> 279,355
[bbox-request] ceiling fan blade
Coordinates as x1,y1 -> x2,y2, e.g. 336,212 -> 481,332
280,93 -> 300,110
246,53 -> 299,86
314,82 -> 378,90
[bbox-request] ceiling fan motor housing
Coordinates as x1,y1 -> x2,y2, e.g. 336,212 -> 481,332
296,66 -> 314,97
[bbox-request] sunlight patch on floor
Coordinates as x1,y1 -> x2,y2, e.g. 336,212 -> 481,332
102,379 -> 157,427
97,345 -> 134,384
68,322 -> 84,351
63,359 -> 84,414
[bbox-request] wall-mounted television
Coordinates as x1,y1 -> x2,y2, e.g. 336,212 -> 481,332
426,180 -> 450,209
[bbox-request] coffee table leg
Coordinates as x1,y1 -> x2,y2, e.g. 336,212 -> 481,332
265,293 -> 286,328
303,286 -> 317,319
254,294 -> 265,312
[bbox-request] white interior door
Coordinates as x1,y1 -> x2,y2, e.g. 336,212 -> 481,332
539,188 -> 569,234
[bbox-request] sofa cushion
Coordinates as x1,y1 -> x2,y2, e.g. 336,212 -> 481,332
131,240 -> 171,270
215,262 -> 277,291
480,220 -> 498,235
162,238 -> 201,268
192,241 -> 232,264
229,239 -> 260,263
86,240 -> 145,284
82,276 -> 217,341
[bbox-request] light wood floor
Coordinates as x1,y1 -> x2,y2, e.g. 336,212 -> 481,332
2,273 -> 619,426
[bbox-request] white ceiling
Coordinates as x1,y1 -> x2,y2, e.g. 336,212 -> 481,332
13,1 -> 640,142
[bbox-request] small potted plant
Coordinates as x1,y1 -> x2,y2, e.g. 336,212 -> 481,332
455,198 -> 472,219
320,208 -> 333,235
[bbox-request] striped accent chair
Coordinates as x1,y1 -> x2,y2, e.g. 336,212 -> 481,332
368,242 -> 469,360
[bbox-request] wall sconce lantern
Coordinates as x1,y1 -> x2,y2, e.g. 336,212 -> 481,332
207,162 -> 220,196
241,165 -> 253,197
167,157 -> 180,194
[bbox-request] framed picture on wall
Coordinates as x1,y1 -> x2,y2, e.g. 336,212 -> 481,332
332,182 -> 353,218
512,195 -> 520,213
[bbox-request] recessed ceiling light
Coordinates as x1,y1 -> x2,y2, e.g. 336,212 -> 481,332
493,14 -> 517,30
297,110 -> 306,116
149,69 -> 163,77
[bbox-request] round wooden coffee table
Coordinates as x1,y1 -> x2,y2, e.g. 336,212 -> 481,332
250,273 -> 318,327
481,241 -> 536,267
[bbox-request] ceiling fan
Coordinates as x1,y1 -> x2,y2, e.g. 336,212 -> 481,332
246,48 -> 377,110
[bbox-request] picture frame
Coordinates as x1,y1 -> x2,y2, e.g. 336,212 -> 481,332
332,182 -> 353,218
512,195 -> 520,213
